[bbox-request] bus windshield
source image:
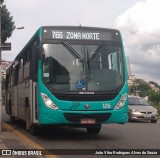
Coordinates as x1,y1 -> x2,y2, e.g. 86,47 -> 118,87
42,42 -> 124,92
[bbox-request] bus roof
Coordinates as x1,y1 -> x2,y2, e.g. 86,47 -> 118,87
41,25 -> 120,31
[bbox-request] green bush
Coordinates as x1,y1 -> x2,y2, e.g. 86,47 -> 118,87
151,102 -> 160,117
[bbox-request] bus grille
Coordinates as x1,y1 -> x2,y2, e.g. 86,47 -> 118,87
63,113 -> 111,123
53,93 -> 117,101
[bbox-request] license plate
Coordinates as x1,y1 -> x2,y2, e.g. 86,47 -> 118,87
80,118 -> 96,124
145,114 -> 151,118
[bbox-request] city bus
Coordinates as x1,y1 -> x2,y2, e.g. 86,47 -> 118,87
5,26 -> 128,134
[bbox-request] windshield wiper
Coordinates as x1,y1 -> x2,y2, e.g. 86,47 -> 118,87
62,41 -> 84,62
89,44 -> 103,61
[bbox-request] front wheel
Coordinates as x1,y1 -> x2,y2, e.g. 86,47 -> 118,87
10,115 -> 16,124
29,124 -> 39,135
151,120 -> 157,123
86,124 -> 102,134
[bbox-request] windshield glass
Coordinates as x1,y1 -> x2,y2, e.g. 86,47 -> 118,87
128,97 -> 150,106
42,43 -> 124,92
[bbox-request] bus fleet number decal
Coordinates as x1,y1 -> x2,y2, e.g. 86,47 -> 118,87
102,103 -> 111,109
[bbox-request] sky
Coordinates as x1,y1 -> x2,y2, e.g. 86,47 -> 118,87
3,0 -> 160,84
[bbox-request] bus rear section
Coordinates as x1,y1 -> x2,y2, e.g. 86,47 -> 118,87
5,26 -> 128,134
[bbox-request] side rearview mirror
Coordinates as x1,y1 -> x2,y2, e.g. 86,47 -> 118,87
31,45 -> 41,82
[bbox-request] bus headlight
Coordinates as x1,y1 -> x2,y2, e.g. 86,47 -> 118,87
41,93 -> 59,110
114,93 -> 127,110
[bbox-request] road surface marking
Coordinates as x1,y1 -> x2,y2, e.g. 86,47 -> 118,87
3,123 -> 59,158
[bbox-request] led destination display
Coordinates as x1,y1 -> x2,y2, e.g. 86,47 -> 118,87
42,27 -> 121,41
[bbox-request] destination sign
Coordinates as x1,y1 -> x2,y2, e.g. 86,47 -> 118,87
52,31 -> 100,40
42,27 -> 120,41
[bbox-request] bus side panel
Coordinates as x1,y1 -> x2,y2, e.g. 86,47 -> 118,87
6,87 -> 12,115
6,86 -> 17,117
32,82 -> 38,124
17,80 -> 32,121
13,86 -> 18,117
17,83 -> 25,120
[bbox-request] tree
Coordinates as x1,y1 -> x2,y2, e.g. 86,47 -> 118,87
129,78 -> 160,103
1,1 -> 15,43
0,0 -> 4,4
129,79 -> 151,97
148,90 -> 160,103
137,82 -> 151,97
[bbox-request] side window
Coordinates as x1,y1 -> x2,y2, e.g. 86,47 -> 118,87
18,59 -> 24,82
43,59 -> 50,83
108,49 -> 123,79
13,61 -> 19,85
23,49 -> 30,79
6,69 -> 11,88
108,52 -> 118,71
10,66 -> 14,86
6,70 -> 9,90
30,37 -> 40,81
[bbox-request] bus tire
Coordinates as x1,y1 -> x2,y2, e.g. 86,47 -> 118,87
151,120 -> 157,123
10,115 -> 16,124
9,101 -> 16,124
86,124 -> 101,134
29,124 -> 39,135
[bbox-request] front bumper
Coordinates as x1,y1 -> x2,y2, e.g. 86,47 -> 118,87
129,111 -> 158,121
38,106 -> 128,125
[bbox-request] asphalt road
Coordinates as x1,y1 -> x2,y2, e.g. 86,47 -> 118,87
2,105 -> 160,158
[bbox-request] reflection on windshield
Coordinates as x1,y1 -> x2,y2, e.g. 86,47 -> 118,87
128,98 -> 150,106
62,41 -> 84,62
42,43 -> 124,92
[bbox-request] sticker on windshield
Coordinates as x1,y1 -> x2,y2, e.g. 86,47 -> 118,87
76,80 -> 86,90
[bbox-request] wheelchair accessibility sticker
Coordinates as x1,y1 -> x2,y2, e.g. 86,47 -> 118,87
76,80 -> 86,90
